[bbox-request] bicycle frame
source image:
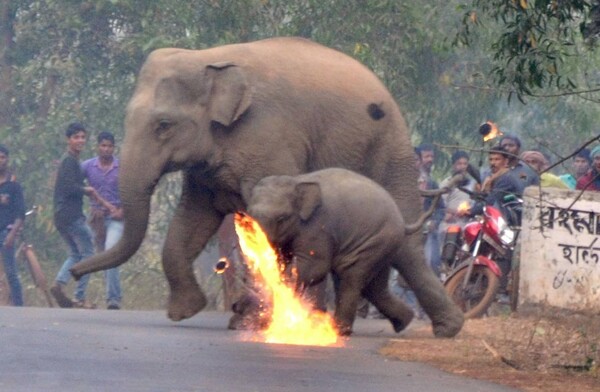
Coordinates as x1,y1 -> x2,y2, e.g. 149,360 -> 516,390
9,206 -> 54,307
15,241 -> 53,307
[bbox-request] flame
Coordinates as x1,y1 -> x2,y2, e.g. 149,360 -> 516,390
457,201 -> 470,214
233,213 -> 341,347
482,120 -> 503,142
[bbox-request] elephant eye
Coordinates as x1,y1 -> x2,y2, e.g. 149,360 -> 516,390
155,119 -> 174,137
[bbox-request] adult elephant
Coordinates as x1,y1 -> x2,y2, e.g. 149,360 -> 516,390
71,37 -> 463,337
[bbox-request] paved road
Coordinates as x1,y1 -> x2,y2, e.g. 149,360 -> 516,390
0,307 -> 515,392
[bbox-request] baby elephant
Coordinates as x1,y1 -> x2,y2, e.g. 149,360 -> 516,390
246,168 -> 427,335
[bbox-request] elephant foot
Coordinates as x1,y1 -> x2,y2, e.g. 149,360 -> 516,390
337,325 -> 353,336
167,287 -> 208,321
227,313 -> 269,331
228,314 -> 251,330
430,308 -> 465,338
228,294 -> 271,331
334,320 -> 354,336
390,311 -> 414,333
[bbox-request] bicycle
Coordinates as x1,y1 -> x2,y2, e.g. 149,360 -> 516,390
0,206 -> 54,307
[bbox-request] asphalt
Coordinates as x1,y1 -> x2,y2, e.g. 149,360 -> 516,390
0,307 -> 517,392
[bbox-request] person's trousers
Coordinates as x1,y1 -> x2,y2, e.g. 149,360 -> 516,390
425,230 -> 441,277
55,217 -> 94,301
103,218 -> 123,307
0,228 -> 23,306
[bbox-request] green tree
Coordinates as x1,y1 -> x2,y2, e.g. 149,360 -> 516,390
455,0 -> 600,102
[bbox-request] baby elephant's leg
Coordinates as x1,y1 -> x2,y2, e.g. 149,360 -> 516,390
333,275 -> 364,336
302,279 -> 328,312
363,266 -> 414,333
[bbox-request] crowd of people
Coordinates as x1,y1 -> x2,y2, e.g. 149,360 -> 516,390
416,136 -> 599,266
574,145 -> 600,191
392,134 -> 599,318
1,122 -> 124,309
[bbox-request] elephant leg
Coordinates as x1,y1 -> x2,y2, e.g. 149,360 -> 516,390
392,237 -> 464,337
295,252 -> 331,312
333,274 -> 364,336
362,266 -> 414,333
163,181 -> 224,321
302,280 -> 328,312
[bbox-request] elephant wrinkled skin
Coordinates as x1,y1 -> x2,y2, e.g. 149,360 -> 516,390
70,37 -> 463,337
247,168 -> 424,335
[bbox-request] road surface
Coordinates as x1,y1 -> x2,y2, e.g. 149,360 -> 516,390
0,307 -> 516,391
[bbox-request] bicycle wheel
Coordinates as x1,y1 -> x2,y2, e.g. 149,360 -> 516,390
445,265 -> 500,319
23,245 -> 54,307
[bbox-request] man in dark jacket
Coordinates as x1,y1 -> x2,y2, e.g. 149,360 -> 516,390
50,122 -> 98,308
468,145 -> 523,221
499,134 -> 540,192
460,145 -> 522,301
0,145 -> 25,306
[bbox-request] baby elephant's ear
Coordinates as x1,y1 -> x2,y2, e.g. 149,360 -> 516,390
295,182 -> 322,221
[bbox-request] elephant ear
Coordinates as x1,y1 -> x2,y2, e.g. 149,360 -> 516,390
206,62 -> 253,127
295,182 -> 322,221
240,178 -> 255,205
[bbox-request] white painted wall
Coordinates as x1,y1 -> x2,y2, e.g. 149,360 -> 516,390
519,187 -> 600,312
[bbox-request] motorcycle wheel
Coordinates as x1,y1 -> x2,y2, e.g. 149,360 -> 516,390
444,265 -> 500,319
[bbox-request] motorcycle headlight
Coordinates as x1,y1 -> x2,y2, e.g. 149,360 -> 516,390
500,227 -> 516,246
496,215 -> 515,245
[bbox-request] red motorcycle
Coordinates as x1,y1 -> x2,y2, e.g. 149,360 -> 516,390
440,181 -> 521,318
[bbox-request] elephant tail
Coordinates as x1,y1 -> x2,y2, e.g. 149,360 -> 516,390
404,173 -> 465,236
404,193 -> 442,235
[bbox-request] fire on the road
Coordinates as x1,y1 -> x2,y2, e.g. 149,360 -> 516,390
233,213 -> 342,347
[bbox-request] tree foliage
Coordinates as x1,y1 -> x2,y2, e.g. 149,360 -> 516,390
455,0 -> 600,102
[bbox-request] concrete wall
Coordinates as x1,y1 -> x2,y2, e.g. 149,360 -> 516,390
519,187 -> 600,312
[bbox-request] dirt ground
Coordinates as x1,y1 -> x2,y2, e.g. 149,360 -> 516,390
380,304 -> 599,392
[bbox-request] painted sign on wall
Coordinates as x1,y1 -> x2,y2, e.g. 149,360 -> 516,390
520,187 -> 600,312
